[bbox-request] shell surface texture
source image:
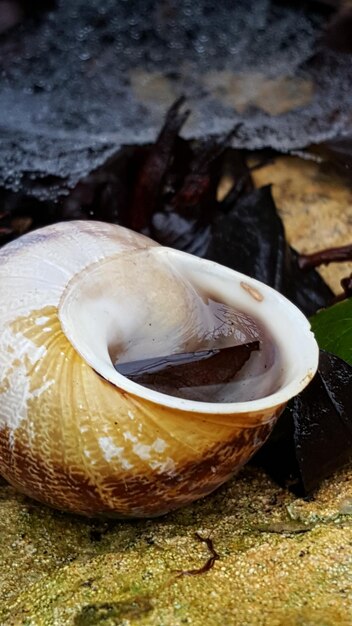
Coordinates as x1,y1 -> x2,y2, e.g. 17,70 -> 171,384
0,221 -> 318,517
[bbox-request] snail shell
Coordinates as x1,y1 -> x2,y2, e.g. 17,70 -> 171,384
0,221 -> 318,517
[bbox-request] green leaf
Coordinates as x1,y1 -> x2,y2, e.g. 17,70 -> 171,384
310,298 -> 352,366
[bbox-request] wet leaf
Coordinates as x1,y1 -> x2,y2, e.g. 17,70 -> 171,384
310,298 -> 352,366
148,122 -> 240,255
128,97 -> 190,232
208,186 -> 333,316
209,186 -> 286,291
254,350 -> 352,495
116,342 -> 259,401
251,154 -> 352,295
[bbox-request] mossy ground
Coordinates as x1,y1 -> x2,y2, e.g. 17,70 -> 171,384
1,464 -> 352,626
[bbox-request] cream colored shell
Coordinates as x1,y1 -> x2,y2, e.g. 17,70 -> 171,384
0,221 -> 318,517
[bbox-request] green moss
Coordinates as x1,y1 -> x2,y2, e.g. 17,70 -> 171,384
1,466 -> 352,625
73,598 -> 153,626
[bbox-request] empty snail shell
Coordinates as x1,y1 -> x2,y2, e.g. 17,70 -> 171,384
0,221 -> 318,517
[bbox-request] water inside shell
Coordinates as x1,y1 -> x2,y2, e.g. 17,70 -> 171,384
114,294 -> 281,403
59,246 -> 286,405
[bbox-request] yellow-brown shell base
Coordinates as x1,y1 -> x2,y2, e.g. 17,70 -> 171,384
0,307 -> 281,518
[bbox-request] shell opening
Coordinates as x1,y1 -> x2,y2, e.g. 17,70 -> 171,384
59,246 -> 319,414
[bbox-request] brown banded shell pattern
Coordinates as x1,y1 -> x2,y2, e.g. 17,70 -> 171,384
0,221 -> 304,517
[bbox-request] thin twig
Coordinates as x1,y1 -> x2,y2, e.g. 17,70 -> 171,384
174,532 -> 220,578
298,244 -> 352,270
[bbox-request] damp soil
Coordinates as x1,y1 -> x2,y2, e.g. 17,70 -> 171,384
1,464 -> 352,625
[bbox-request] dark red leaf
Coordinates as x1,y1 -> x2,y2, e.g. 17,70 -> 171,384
253,350 -> 352,495
116,342 -> 259,401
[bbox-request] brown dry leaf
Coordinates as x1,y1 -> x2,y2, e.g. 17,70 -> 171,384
251,155 -> 352,293
203,71 -> 314,115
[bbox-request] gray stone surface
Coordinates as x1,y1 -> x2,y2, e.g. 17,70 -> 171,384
1,0 -> 351,199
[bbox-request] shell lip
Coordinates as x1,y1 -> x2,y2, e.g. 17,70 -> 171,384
59,245 -> 319,416
119,246 -> 319,414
